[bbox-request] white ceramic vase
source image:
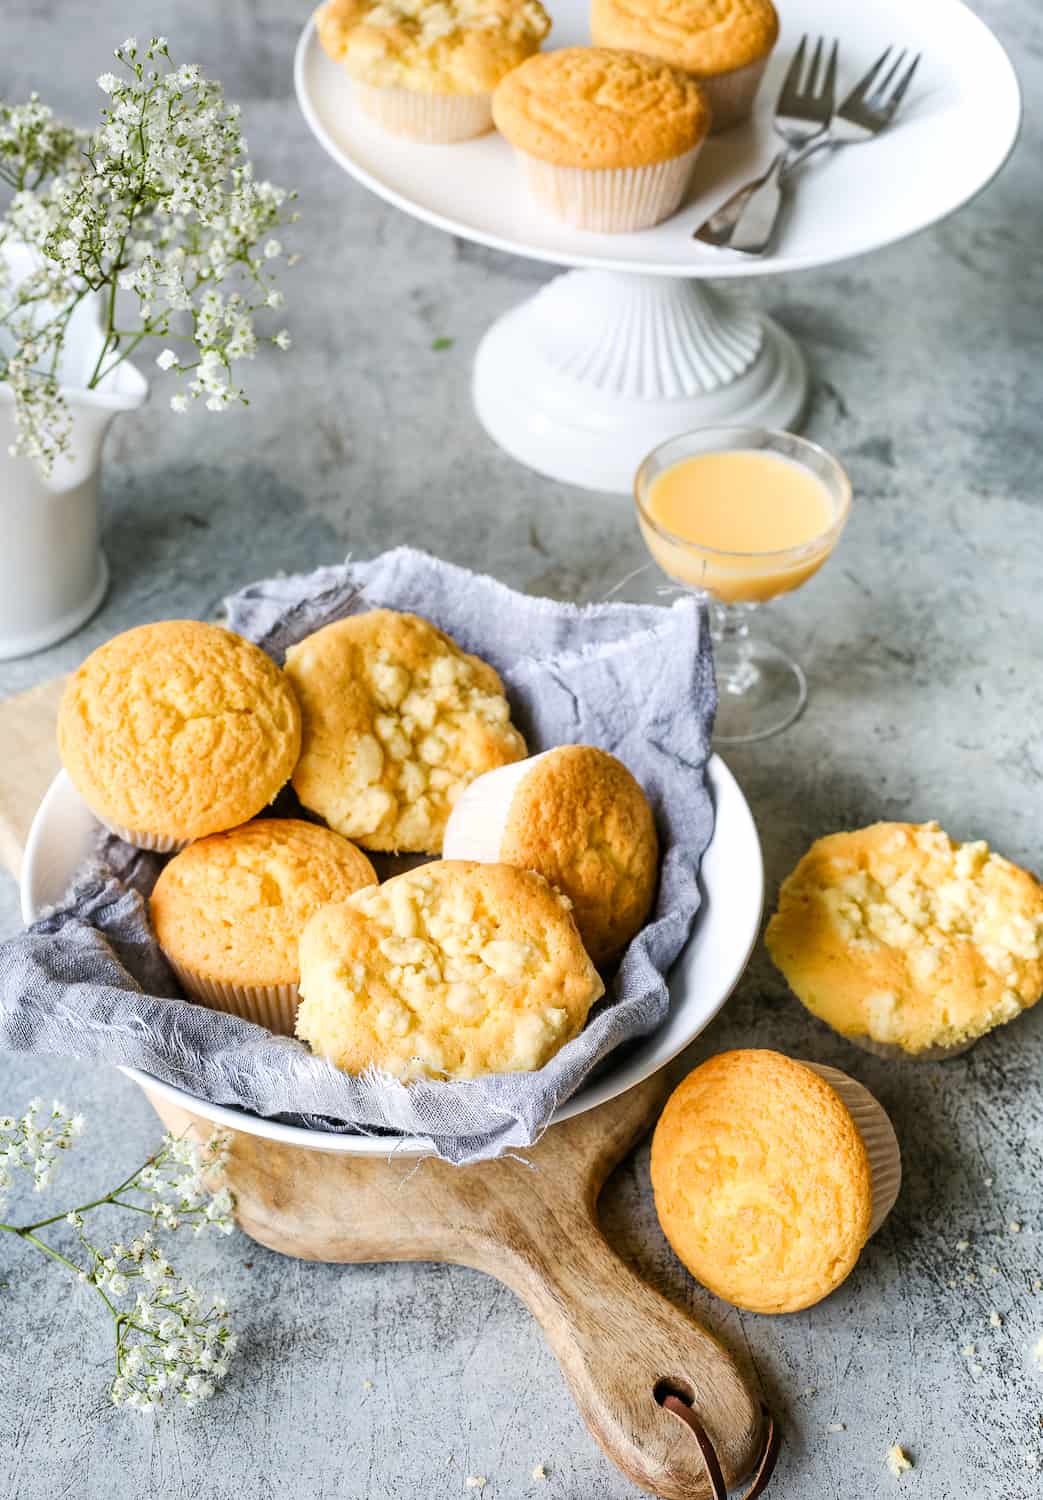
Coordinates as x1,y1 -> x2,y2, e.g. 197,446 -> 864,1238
0,244 -> 148,661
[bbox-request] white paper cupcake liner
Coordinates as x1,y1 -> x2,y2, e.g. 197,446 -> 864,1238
699,56 -> 771,133
801,1061 -> 901,1238
165,955 -> 299,1037
512,143 -> 703,233
443,751 -> 554,862
353,81 -> 493,143
94,810 -> 189,854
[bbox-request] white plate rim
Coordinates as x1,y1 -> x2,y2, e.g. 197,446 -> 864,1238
293,0 -> 1022,281
21,756 -> 762,1156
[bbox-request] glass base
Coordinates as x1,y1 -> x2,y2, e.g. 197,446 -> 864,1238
713,637 -> 808,744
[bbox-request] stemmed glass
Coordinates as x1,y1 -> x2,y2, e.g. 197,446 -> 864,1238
634,426 -> 852,745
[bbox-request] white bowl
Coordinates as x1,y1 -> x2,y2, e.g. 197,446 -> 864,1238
21,759 -> 762,1155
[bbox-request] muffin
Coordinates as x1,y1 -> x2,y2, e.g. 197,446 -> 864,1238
284,609 -> 526,855
590,0 -> 778,132
766,822 -> 1043,1060
296,860 -> 604,1079
492,47 -> 711,232
316,0 -> 551,143
651,1050 -> 901,1314
443,745 -> 659,965
58,621 -> 301,852
150,819 -> 378,1034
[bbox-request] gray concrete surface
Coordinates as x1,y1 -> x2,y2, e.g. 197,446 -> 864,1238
2,1 -> 1043,1495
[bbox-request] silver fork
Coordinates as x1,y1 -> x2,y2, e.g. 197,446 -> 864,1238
824,45 -> 921,144
776,33 -> 839,151
695,42 -> 921,253
695,34 -> 837,249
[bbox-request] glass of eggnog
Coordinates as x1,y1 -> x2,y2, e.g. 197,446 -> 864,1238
634,426 -> 851,744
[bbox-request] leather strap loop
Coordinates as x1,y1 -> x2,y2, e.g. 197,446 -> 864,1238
661,1395 -> 780,1499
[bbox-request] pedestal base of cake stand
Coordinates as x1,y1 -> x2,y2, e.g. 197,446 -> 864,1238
473,271 -> 808,495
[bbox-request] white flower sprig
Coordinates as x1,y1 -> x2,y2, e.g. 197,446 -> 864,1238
0,34 -> 297,472
0,95 -> 86,194
0,1099 -> 237,1410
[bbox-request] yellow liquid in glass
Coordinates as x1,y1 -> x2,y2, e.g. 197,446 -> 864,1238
642,449 -> 838,604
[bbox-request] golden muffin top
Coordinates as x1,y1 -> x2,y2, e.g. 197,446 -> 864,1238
651,1050 -> 873,1314
316,0 -> 550,94
150,819 -> 378,988
296,860 -> 604,1080
590,0 -> 779,75
492,47 -> 711,169
58,621 -> 301,842
445,745 -> 659,965
285,609 -> 526,856
765,821 -> 1043,1055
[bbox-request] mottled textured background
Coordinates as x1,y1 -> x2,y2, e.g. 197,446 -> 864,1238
1,2 -> 1042,1496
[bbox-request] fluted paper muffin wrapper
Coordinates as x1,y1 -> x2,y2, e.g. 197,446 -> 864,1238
443,751 -> 554,862
801,1061 -> 902,1238
165,954 -> 299,1037
93,810 -> 189,855
512,143 -> 703,233
699,56 -> 771,133
353,80 -> 493,143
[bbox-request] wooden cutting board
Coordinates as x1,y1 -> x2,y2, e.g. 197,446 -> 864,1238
0,679 -> 776,1499
0,677 -> 65,880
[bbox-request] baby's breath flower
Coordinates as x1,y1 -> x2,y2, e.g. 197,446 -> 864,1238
1,38 -> 297,472
0,1099 -> 84,1211
155,348 -> 177,370
1,1107 -> 236,1411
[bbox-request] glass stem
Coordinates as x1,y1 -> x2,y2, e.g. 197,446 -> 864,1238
710,601 -> 759,697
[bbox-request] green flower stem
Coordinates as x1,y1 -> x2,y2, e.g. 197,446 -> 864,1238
13,1227 -> 121,1321
15,1153 -> 163,1232
86,74 -> 157,390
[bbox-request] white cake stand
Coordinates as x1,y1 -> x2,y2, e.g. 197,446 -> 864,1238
295,0 -> 1019,494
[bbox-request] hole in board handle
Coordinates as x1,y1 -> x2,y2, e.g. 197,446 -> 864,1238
653,1376 -> 696,1408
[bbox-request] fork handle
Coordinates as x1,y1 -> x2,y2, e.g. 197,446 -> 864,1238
728,152 -> 788,253
692,151 -> 787,246
782,136 -> 836,174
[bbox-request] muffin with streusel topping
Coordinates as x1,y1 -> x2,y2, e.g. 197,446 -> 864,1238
766,821 -> 1043,1058
316,0 -> 551,143
296,861 -> 604,1079
284,608 -> 526,855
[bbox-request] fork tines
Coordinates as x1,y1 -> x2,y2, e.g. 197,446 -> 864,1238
846,45 -> 922,113
777,32 -> 839,117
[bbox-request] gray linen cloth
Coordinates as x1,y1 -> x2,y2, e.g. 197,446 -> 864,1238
0,549 -> 716,1163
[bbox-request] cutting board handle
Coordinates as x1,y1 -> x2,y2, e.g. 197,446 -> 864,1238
461,1191 -> 772,1500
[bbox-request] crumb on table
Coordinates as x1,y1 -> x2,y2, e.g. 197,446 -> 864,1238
887,1444 -> 913,1478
